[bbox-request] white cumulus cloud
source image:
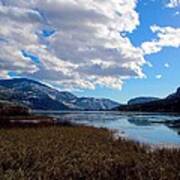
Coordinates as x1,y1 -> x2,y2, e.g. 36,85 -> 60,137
1,0 -> 179,91
0,0 -> 147,90
141,25 -> 180,55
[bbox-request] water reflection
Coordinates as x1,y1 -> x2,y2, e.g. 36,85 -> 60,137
127,117 -> 152,126
166,125 -> 180,136
36,111 -> 180,145
127,116 -> 180,136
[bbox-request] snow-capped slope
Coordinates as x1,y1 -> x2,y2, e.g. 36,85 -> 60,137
0,78 -> 120,110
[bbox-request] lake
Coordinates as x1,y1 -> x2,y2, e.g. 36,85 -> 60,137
36,111 -> 180,145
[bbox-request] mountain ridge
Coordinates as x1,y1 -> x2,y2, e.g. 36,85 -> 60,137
116,87 -> 180,113
128,97 -> 160,105
0,78 -> 119,111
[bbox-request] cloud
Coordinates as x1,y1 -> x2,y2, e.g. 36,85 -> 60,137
166,0 -> 180,8
0,0 -> 148,89
164,63 -> 170,68
155,74 -> 162,79
0,70 -> 9,78
175,11 -> 180,15
141,25 -> 180,55
1,0 -> 180,91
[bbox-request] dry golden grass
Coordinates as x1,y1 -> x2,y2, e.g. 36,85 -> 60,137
0,125 -> 179,180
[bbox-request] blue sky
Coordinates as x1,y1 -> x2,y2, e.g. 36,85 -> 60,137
0,0 -> 180,103
75,0 -> 180,102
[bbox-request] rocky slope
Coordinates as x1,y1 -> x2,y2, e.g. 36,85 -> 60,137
0,78 -> 119,111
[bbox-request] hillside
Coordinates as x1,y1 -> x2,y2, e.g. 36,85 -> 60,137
128,97 -> 160,105
0,78 -> 119,111
0,100 -> 29,116
116,87 -> 180,113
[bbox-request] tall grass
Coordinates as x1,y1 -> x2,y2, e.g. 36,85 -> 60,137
0,126 -> 179,179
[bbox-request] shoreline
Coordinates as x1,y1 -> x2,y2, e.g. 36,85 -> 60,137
110,127 -> 180,150
0,122 -> 180,179
1,115 -> 180,149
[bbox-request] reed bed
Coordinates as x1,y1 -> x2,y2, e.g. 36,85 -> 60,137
0,125 -> 179,179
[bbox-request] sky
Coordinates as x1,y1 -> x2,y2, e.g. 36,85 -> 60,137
0,0 -> 180,103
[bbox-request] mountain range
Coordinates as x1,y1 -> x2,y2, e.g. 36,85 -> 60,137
128,97 -> 160,105
1,78 -> 179,113
0,78 -> 120,111
116,87 -> 180,113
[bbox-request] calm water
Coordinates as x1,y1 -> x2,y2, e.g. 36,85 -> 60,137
37,111 -> 180,145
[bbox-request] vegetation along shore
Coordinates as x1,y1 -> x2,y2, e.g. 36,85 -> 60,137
0,125 -> 180,179
0,100 -> 180,179
0,115 -> 180,178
